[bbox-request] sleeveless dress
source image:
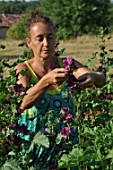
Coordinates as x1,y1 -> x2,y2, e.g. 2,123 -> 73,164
18,58 -> 78,170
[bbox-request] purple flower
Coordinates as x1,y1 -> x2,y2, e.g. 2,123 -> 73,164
98,44 -> 102,48
45,128 -> 49,132
63,58 -> 69,67
9,124 -> 30,135
100,59 -> 106,64
13,83 -> 24,94
1,127 -> 7,131
63,56 -> 73,67
60,112 -> 72,122
54,51 -> 60,57
98,44 -> 105,50
17,124 -> 30,135
69,90 -> 73,96
9,111 -> 13,115
66,56 -> 73,65
65,65 -> 70,72
64,137 -> 67,142
98,66 -> 106,73
103,93 -> 111,99
52,132 -> 56,136
8,94 -> 14,99
7,85 -> 12,89
8,134 -> 22,147
17,108 -> 24,114
60,127 -> 71,136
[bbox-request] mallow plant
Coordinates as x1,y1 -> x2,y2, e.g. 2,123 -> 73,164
0,27 -> 113,170
58,27 -> 113,170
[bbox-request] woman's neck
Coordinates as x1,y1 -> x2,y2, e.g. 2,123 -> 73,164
33,56 -> 58,72
29,56 -> 59,77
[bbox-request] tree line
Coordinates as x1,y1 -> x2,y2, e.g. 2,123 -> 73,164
1,0 -> 113,40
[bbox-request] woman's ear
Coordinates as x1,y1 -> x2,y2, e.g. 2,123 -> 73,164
26,37 -> 31,48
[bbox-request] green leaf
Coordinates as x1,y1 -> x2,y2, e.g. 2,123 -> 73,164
106,149 -> 113,159
56,133 -> 64,144
59,147 -> 84,168
32,131 -> 49,148
1,159 -> 22,170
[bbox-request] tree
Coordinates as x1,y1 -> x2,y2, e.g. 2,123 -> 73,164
40,0 -> 110,39
6,15 -> 28,40
0,1 -> 40,14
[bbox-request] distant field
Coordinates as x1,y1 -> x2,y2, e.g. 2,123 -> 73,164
0,34 -> 113,69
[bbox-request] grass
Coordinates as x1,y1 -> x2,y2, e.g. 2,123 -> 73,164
0,34 -> 113,69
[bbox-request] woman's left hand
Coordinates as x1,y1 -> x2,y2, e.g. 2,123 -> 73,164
73,67 -> 106,88
76,73 -> 95,88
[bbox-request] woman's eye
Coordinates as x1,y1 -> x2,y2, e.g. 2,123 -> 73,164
36,37 -> 44,42
48,35 -> 54,39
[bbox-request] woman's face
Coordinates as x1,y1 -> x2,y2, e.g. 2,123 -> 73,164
26,22 -> 56,60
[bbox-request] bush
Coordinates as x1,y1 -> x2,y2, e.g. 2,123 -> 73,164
0,28 -> 113,169
6,15 -> 28,40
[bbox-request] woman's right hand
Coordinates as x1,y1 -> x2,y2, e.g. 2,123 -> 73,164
45,68 -> 68,85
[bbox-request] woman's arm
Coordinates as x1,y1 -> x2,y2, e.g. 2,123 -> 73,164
15,63 -> 68,110
73,60 -> 106,88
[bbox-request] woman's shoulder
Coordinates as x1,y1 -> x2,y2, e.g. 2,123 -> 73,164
15,61 -> 31,80
15,62 -> 28,72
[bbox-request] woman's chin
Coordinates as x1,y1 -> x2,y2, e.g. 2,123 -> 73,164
41,53 -> 54,59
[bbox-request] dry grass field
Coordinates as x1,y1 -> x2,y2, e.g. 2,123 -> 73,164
0,34 -> 113,69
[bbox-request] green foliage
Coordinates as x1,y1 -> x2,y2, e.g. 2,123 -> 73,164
6,23 -> 20,40
1,160 -> 22,170
0,28 -> 113,169
40,0 -> 111,39
1,1 -> 113,40
58,28 -> 113,170
0,1 -> 40,14
29,132 -> 49,149
6,15 -> 28,40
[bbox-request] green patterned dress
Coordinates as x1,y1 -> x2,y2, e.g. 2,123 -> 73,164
18,58 -> 78,170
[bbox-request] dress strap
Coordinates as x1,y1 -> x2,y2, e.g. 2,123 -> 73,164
24,61 -> 38,83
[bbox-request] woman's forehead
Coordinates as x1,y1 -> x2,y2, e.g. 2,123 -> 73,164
30,22 -> 55,34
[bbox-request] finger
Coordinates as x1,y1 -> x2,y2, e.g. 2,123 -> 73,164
55,68 -> 67,73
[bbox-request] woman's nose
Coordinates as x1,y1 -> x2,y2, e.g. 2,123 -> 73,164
43,37 -> 49,46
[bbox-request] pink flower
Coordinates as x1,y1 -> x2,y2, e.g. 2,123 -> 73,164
63,59 -> 69,67
66,56 -> 73,65
13,83 -> 24,95
65,65 -> 70,72
62,56 -> 73,67
17,108 -> 24,114
45,128 -> 49,132
69,91 -> 73,96
52,132 -> 56,136
60,112 -> 72,122
60,127 -> 71,136
8,94 -> 14,99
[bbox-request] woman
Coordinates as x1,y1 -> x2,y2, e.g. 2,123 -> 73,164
16,11 -> 106,170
